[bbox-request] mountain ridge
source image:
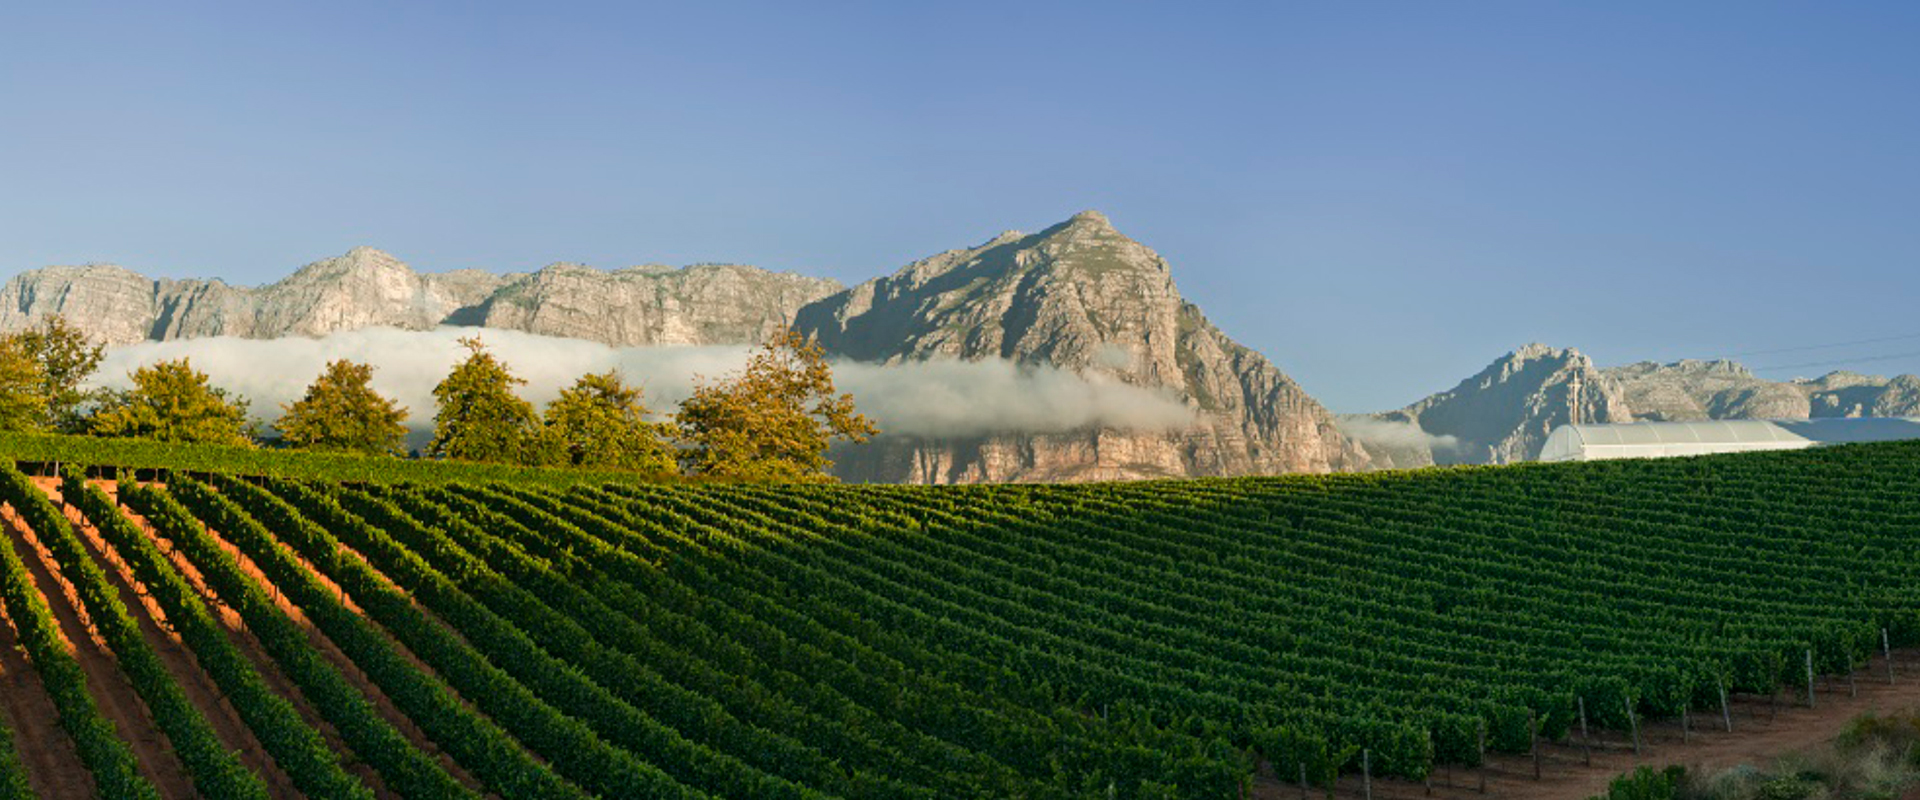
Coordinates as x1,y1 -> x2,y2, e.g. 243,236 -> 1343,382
1348,346 -> 1920,467
2,212 -> 1368,482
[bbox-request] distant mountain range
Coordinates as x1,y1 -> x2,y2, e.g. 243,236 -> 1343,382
11,215 -> 1911,481
1347,346 -> 1920,469
0,211 -> 1366,482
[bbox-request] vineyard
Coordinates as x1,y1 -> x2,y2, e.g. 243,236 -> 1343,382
0,439 -> 1915,798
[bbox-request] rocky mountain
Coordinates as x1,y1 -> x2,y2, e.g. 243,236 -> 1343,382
1349,344 -> 1632,468
1608,360 -> 1920,420
1605,359 -> 1811,420
2,212 -> 1367,483
0,246 -> 841,347
798,210 -> 1368,482
1351,350 -> 1920,468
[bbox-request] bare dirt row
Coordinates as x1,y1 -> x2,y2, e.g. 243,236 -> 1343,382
0,479 -> 498,799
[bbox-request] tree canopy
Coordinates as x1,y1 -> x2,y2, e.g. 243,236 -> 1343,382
427,337 -> 541,464
0,336 -> 49,432
674,330 -> 875,481
277,360 -> 410,455
14,315 -> 105,432
88,359 -> 254,446
544,371 -> 675,474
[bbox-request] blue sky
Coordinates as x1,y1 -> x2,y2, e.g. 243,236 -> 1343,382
4,2 -> 1918,411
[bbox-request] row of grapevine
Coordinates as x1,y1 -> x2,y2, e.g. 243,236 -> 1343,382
59,468 -> 373,799
0,439 -> 1913,798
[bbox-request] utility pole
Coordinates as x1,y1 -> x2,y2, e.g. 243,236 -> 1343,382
1570,374 -> 1584,426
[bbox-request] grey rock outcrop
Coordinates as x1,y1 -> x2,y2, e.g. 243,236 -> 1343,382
799,210 -> 1368,482
0,247 -> 839,347
1605,359 -> 1811,421
477,262 -> 839,346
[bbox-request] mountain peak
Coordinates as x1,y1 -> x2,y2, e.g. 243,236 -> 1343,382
344,245 -> 397,260
1509,342 -> 1585,363
1070,208 -> 1112,226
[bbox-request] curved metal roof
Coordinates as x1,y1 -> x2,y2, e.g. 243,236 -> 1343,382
1539,417 -> 1920,462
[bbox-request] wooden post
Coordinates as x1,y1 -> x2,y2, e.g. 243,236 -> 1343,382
1363,749 -> 1372,800
1849,666 -> 1857,698
1626,698 -> 1641,757
1886,628 -> 1896,684
1578,696 -> 1592,766
1681,706 -> 1691,744
1425,731 -> 1434,796
1477,722 -> 1487,794
1529,710 -> 1541,780
1806,649 -> 1817,708
1718,680 -> 1733,732
1298,763 -> 1308,800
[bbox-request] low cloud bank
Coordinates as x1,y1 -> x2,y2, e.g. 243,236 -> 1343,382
1336,416 -> 1460,452
90,327 -> 1196,440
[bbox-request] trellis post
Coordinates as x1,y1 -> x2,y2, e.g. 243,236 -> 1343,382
1717,679 -> 1732,732
1529,710 -> 1541,780
1626,698 -> 1641,757
1886,628 -> 1896,684
1477,722 -> 1487,794
1806,649 -> 1816,708
1578,696 -> 1592,766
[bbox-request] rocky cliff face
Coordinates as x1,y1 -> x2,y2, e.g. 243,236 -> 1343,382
476,262 -> 838,346
797,210 -> 1368,482
1801,372 -> 1920,417
1605,360 -> 1920,421
2,214 -> 1367,482
0,247 -> 839,347
1349,344 -> 1632,467
1605,360 -> 1811,420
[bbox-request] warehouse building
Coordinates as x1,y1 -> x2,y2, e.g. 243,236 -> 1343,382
1538,417 -> 1920,462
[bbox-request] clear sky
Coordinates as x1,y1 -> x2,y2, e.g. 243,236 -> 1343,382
4,2 -> 1918,412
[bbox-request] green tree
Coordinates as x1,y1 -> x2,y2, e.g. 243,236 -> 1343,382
0,335 -> 49,431
88,359 -> 253,446
674,330 -> 876,481
276,360 -> 410,454
544,371 -> 675,474
14,315 -> 105,432
427,337 -> 541,464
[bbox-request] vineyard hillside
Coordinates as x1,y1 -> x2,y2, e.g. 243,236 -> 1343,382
0,437 -> 1914,798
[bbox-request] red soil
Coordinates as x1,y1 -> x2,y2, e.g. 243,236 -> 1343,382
1,507 -> 198,799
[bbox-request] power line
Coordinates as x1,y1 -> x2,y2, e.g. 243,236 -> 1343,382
1751,349 -> 1920,373
1724,332 -> 1920,358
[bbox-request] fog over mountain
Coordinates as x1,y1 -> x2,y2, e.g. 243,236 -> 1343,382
91,328 -> 1196,450
18,211 -> 1352,482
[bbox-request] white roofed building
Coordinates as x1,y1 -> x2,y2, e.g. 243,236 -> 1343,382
1538,417 -> 1920,462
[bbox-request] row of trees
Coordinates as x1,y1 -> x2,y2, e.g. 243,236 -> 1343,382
0,318 -> 875,480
